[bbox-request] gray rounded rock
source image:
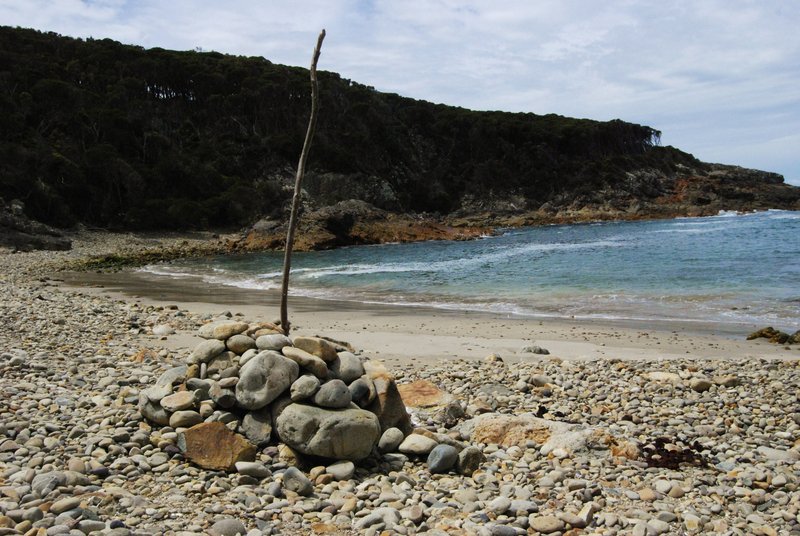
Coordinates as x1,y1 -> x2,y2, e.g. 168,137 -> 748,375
226,333 -> 256,354
32,471 -> 66,497
290,374 -> 321,401
378,427 -> 405,453
209,382 -> 237,409
256,334 -> 292,352
207,351 -> 238,377
235,351 -> 299,410
169,410 -> 203,428
235,461 -> 271,479
313,379 -> 352,408
138,393 -> 170,425
529,515 -> 565,534
457,445 -> 484,475
199,320 -> 249,340
283,346 -> 329,379
326,460 -> 355,481
276,403 -> 381,460
189,339 -> 226,364
159,390 -> 197,412
398,433 -> 438,456
241,407 -> 272,446
155,365 -> 188,387
427,444 -> 459,473
282,466 -> 313,496
348,376 -> 376,408
330,352 -> 365,384
208,517 -> 247,536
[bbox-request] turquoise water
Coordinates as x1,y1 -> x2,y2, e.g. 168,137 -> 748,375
142,210 -> 800,327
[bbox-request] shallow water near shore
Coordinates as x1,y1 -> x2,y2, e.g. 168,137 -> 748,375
141,210 -> 799,329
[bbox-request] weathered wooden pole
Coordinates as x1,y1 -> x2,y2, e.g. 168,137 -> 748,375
280,29 -> 326,335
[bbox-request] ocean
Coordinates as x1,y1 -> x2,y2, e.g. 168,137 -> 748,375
141,210 -> 800,329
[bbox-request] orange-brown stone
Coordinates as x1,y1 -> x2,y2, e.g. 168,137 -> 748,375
177,422 -> 256,471
398,380 -> 452,408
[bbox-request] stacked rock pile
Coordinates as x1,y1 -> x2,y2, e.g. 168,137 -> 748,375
137,320 -> 482,477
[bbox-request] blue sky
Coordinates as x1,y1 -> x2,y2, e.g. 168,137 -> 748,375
2,0 -> 798,185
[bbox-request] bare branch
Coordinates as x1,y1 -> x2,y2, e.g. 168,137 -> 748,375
280,29 -> 326,335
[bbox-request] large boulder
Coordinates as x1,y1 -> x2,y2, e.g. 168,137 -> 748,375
364,361 -> 413,435
275,403 -> 381,461
235,351 -> 299,410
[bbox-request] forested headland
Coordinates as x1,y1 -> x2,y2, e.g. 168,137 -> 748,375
1,26 -> 798,238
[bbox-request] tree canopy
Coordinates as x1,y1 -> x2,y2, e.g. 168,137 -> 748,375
0,26 -> 701,230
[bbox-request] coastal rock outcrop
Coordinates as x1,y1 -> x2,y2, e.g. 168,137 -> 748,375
0,198 -> 71,252
747,326 -> 800,344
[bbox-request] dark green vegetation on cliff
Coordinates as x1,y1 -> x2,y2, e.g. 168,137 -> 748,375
1,26 -> 798,233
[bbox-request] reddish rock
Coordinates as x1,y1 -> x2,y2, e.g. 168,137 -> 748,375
177,422 -> 256,471
398,379 -> 454,408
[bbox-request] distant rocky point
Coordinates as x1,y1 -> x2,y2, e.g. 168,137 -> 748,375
0,198 -> 71,252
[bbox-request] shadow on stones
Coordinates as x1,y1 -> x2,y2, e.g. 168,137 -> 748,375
641,437 -> 709,469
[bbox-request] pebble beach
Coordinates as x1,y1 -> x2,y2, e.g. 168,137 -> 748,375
2,232 -> 800,536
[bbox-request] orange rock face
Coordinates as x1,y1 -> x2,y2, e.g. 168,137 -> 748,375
472,416 -> 552,447
177,422 -> 256,471
364,362 -> 413,435
398,380 -> 453,408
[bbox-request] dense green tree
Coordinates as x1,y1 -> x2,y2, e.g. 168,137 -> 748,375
0,26 -> 700,230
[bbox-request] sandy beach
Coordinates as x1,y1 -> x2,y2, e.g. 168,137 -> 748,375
2,231 -> 799,536
58,264 -> 797,366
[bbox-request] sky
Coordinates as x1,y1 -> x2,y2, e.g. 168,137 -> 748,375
2,0 -> 798,185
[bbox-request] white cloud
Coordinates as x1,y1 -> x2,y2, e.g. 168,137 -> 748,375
1,0 -> 798,184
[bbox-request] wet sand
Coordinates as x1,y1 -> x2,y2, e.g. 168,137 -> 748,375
58,268 -> 796,365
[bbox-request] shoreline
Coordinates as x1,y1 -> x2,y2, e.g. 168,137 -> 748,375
3,230 -> 800,535
58,267 -> 797,365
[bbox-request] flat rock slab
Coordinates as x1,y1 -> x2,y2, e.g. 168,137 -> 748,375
459,413 -> 614,457
398,379 -> 454,408
177,422 -> 256,471
292,336 -> 339,362
198,321 -> 249,340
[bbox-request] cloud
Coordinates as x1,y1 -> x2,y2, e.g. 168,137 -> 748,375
1,0 -> 798,184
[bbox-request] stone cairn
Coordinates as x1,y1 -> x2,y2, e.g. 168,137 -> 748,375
137,320 -> 483,482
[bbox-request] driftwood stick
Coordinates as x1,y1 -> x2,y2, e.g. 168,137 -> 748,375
280,29 -> 326,335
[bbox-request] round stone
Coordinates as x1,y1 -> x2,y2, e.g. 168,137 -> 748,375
290,374 -> 321,402
427,444 -> 459,473
378,427 -> 405,453
169,410 -> 203,428
312,379 -> 352,409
